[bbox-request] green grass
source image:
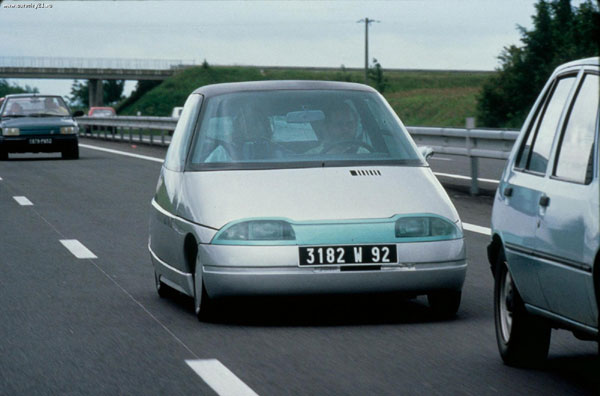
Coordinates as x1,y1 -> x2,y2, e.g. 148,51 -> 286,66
121,66 -> 495,128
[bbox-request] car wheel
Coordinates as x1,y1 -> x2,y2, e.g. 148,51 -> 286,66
154,271 -> 172,298
62,144 -> 79,160
494,253 -> 551,367
0,148 -> 8,161
427,290 -> 461,317
193,270 -> 213,322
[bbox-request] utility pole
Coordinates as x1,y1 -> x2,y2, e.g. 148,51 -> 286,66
357,18 -> 379,84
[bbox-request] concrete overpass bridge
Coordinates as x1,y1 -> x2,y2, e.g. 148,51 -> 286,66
0,56 -> 195,106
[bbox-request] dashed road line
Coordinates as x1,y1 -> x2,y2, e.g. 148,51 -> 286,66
59,239 -> 98,259
186,359 -> 259,396
79,143 -> 164,163
463,222 -> 491,236
13,196 -> 33,206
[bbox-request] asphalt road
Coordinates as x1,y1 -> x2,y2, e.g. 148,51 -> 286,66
0,138 -> 598,395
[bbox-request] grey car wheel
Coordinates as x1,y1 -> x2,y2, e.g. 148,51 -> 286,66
194,268 -> 213,322
427,290 -> 461,318
154,271 -> 172,298
494,253 -> 551,367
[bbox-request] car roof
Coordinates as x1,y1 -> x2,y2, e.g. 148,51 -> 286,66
191,80 -> 377,97
554,57 -> 599,74
4,93 -> 62,99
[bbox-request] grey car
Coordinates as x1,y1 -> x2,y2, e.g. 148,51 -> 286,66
488,57 -> 599,365
148,80 -> 467,320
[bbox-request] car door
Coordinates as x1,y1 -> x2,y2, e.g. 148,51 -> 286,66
150,94 -> 202,272
499,73 -> 578,309
535,71 -> 599,327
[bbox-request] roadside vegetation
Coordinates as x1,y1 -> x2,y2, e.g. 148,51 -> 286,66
118,64 -> 493,128
477,0 -> 599,128
0,79 -> 38,97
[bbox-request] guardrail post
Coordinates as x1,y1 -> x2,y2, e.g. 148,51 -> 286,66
139,129 -> 143,143
161,130 -> 165,146
466,117 -> 479,195
150,131 -> 154,145
119,127 -> 123,142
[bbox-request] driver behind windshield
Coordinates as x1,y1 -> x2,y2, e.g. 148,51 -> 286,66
306,102 -> 368,154
5,102 -> 24,116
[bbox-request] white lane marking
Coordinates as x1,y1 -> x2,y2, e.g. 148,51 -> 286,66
0,176 -> 3,181
13,196 -> 33,206
434,172 -> 499,184
79,143 -> 164,163
463,222 -> 491,236
60,239 -> 98,259
429,157 -> 453,161
186,359 -> 259,396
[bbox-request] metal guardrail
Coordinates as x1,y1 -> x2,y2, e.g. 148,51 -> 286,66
407,126 -> 519,194
76,116 -> 520,194
76,116 -> 176,146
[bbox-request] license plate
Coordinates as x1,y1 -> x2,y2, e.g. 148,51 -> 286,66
28,138 -> 52,145
299,245 -> 397,266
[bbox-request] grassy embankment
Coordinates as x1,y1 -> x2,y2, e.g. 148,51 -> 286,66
119,66 -> 494,128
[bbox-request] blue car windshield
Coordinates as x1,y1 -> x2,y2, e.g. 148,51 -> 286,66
1,96 -> 70,117
187,89 -> 423,170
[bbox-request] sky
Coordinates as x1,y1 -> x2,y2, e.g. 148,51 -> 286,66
0,0 -> 541,100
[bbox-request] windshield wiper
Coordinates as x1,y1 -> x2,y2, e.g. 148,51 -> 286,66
29,113 -> 63,117
1,114 -> 27,118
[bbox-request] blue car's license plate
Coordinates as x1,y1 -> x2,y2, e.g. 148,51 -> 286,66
28,138 -> 52,145
299,245 -> 397,266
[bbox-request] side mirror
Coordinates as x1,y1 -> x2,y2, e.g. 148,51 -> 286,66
73,110 -> 84,117
419,146 -> 434,160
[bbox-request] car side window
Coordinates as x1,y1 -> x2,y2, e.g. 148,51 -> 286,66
163,94 -> 203,171
515,76 -> 576,173
554,73 -> 599,184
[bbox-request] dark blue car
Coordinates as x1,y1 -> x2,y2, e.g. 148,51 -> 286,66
0,94 -> 82,160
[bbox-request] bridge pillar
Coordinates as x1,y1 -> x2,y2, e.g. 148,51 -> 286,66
88,79 -> 103,107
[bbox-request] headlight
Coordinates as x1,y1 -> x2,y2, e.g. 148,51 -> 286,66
395,216 -> 461,240
60,126 -> 78,134
2,127 -> 20,136
214,220 -> 296,243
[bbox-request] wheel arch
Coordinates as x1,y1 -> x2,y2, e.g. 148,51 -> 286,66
183,233 -> 198,275
488,233 -> 505,279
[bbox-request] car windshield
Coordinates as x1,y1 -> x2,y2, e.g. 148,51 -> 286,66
187,89 -> 423,170
1,96 -> 70,117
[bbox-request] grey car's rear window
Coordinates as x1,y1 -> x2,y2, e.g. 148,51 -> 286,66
187,89 -> 422,170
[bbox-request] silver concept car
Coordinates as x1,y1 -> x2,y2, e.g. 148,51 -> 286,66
148,81 -> 467,320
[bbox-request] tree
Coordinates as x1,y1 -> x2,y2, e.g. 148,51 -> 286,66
368,58 -> 388,93
477,0 -> 599,128
68,79 -> 125,107
0,79 -> 38,97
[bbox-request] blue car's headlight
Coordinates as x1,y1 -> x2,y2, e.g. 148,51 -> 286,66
215,220 -> 296,243
395,216 -> 461,240
60,126 -> 78,134
2,127 -> 20,136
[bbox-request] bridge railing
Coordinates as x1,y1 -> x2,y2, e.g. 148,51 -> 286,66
0,56 -> 195,70
76,116 -> 520,194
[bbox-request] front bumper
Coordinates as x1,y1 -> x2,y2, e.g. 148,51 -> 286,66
197,239 -> 467,298
0,134 -> 78,154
